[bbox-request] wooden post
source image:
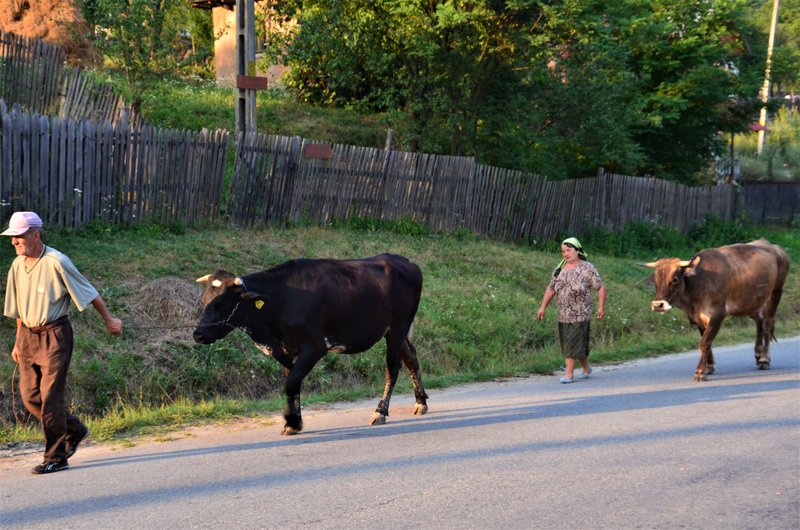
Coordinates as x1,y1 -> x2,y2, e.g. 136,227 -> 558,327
236,0 -> 257,135
757,0 -> 780,156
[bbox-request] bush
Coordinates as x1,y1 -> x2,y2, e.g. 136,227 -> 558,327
581,221 -> 685,258
688,214 -> 754,249
330,216 -> 432,236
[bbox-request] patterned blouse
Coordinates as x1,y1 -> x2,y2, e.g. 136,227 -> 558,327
547,260 -> 605,323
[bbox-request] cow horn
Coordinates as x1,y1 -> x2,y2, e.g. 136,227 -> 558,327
679,260 -> 693,268
643,262 -> 658,269
195,274 -> 211,283
234,277 -> 243,286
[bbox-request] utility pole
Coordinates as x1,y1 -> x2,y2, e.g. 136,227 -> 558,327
757,0 -> 780,156
236,0 -> 257,136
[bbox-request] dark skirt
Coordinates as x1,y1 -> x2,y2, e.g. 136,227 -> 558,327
558,320 -> 591,360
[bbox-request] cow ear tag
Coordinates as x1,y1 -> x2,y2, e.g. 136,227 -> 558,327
255,300 -> 265,310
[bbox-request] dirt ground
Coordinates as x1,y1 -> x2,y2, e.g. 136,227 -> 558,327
0,0 -> 97,65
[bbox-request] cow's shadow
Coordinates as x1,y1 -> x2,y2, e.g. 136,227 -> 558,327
80,374 -> 798,468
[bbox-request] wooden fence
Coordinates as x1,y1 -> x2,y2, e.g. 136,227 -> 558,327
739,182 -> 799,226
58,68 -> 143,127
0,101 -> 229,227
3,102 -> 793,239
0,30 -> 140,126
228,133 -> 738,241
0,31 -> 65,115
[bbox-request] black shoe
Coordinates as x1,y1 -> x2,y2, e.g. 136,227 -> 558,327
66,425 -> 89,459
32,459 -> 69,475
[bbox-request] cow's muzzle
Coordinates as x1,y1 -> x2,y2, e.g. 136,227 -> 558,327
193,327 -> 214,344
651,300 -> 672,312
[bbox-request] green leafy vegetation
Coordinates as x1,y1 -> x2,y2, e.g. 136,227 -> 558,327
264,0 -> 780,182
1,220 -> 797,444
136,78 -> 389,149
733,109 -> 800,181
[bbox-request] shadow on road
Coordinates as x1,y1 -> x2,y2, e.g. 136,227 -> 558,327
2,373 -> 797,526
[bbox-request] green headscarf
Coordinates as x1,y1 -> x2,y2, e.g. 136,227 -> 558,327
554,237 -> 588,276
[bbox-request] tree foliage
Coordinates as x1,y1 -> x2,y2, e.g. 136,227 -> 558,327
750,0 -> 800,95
78,0 -> 213,110
603,0 -> 763,180
268,0 -> 767,183
73,0 -> 792,183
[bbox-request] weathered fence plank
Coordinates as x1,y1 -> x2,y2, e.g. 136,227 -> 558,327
0,103 -> 228,228
0,31 -> 65,114
223,131 -> 792,241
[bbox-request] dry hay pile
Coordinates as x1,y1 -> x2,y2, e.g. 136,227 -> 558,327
126,277 -> 202,347
0,0 -> 99,66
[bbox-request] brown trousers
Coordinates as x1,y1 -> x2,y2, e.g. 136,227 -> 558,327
16,317 -> 85,462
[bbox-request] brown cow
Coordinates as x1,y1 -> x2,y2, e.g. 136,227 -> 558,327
645,238 -> 789,381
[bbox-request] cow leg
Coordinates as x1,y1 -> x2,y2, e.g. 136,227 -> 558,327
706,348 -> 715,375
271,349 -> 294,371
753,312 -> 767,369
282,344 -> 325,435
695,322 -> 714,376
371,334 -> 404,426
696,316 -> 723,382
401,338 -> 429,416
758,287 -> 783,370
760,312 -> 772,369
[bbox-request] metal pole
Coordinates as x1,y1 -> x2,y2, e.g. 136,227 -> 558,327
757,0 -> 780,156
236,0 -> 257,135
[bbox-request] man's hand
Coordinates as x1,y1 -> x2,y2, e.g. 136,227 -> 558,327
106,317 -> 123,336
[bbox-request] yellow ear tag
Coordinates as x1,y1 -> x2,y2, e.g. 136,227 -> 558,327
255,300 -> 265,310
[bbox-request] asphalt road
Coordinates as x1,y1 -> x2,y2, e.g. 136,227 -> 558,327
1,337 -> 798,529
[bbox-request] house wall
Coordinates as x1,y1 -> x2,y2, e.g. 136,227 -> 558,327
212,5 -> 287,88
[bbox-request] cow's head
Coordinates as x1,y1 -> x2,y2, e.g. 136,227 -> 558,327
193,270 -> 246,344
644,256 -> 701,312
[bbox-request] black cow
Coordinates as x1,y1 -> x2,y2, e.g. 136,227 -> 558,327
193,253 -> 429,435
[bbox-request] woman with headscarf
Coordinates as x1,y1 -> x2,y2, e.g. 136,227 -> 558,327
537,237 -> 606,383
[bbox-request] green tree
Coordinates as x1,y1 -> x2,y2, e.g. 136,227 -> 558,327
267,0 -> 764,182
497,0 -> 652,177
750,0 -> 800,96
273,0 -> 539,155
78,0 -> 211,110
618,0 -> 762,181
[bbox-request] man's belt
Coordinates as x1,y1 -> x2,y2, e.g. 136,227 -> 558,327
25,315 -> 69,333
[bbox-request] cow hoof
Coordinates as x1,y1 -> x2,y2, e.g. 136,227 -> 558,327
758,361 -> 770,370
281,425 -> 302,436
370,412 -> 387,425
694,373 -> 707,382
707,365 -> 715,375
414,403 -> 428,415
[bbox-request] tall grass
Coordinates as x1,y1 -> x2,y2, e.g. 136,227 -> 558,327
0,220 -> 797,444
733,108 -> 800,182
138,76 -> 388,147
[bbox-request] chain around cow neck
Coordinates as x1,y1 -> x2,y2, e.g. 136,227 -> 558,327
205,301 -> 241,329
